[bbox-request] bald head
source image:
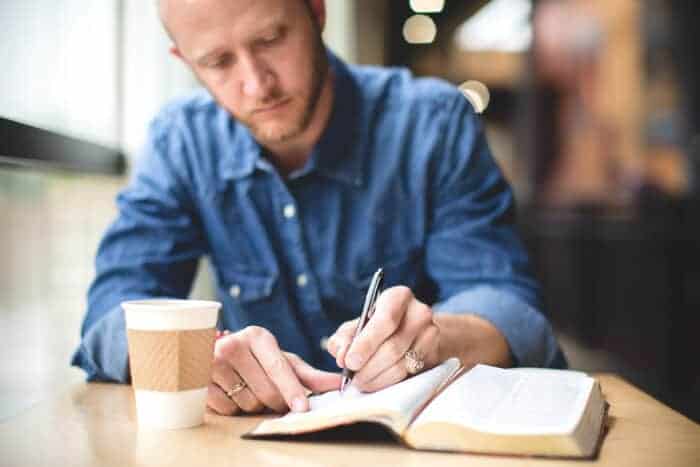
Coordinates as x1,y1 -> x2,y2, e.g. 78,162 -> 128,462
155,0 -> 173,40
157,0 -> 317,43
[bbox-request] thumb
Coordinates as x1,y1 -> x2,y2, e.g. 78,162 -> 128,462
286,353 -> 342,393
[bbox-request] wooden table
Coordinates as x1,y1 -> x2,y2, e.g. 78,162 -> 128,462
1,375 -> 698,467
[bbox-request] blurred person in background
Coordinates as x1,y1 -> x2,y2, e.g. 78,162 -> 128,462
669,0 -> 700,192
72,0 -> 565,416
532,0 -> 645,207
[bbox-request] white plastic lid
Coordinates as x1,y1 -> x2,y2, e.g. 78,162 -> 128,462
122,299 -> 220,331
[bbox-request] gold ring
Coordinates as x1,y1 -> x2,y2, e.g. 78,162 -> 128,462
225,381 -> 247,399
404,349 -> 425,375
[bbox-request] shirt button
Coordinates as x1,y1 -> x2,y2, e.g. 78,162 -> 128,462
319,336 -> 329,350
229,284 -> 241,298
296,274 -> 308,288
283,204 -> 296,219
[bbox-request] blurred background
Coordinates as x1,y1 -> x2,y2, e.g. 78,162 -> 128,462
1,0 -> 698,423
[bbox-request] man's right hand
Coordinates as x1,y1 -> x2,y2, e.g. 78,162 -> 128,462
207,326 -> 341,415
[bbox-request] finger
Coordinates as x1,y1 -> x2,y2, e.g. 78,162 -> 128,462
331,319 -> 358,341
207,382 -> 241,416
335,339 -> 351,370
328,320 -> 358,368
285,352 -> 342,393
326,319 -> 357,358
214,332 -> 286,413
413,322 -> 441,369
229,383 -> 264,413
345,286 -> 413,371
358,322 -> 440,393
225,346 -> 288,413
355,299 -> 433,383
353,335 -> 409,386
355,360 -> 406,393
211,359 -> 265,413
246,327 -> 310,412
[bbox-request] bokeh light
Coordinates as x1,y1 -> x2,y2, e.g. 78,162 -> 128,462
403,14 -> 437,44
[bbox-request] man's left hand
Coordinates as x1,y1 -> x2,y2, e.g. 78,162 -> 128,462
326,286 -> 440,392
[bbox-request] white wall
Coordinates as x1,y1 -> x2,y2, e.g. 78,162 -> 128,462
0,0 -> 121,147
0,0 -> 198,158
121,0 -> 199,160
0,0 -> 358,164
324,0 -> 358,64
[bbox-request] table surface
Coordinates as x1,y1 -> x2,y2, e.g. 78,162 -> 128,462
1,374 -> 699,467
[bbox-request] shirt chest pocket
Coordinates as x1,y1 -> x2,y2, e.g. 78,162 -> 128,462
204,189 -> 278,276
319,249 -> 424,323
223,268 -> 275,302
216,266 -> 279,329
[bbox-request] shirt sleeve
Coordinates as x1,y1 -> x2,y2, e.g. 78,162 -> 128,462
71,120 -> 206,382
426,94 -> 566,369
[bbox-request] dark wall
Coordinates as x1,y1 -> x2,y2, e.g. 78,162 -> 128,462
520,197 -> 700,422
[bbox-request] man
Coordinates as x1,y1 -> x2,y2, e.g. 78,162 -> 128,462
72,0 -> 566,416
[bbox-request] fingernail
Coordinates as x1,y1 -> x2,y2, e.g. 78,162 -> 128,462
322,337 -> 331,352
346,353 -> 362,370
292,397 -> 307,413
336,343 -> 346,357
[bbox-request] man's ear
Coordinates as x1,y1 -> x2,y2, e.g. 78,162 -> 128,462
307,0 -> 326,32
169,45 -> 184,61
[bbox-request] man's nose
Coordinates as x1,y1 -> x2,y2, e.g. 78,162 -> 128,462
239,54 -> 273,98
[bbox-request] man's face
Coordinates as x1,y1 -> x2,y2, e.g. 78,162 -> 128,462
163,0 -> 327,145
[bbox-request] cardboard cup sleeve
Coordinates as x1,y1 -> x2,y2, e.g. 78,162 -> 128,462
127,328 -> 216,392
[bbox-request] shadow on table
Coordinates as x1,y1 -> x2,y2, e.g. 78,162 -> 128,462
246,421 -> 397,445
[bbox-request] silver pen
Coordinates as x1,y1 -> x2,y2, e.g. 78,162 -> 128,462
340,267 -> 384,393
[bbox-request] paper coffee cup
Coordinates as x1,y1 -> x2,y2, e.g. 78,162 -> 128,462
123,299 -> 220,429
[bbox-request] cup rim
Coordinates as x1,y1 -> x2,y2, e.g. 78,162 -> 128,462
123,299 -> 220,331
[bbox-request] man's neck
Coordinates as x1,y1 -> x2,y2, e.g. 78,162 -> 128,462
263,70 -> 335,176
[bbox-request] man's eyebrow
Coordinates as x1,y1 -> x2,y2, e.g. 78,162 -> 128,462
247,21 -> 284,43
190,15 -> 287,64
193,47 -> 227,65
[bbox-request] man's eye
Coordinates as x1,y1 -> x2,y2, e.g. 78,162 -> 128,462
207,56 -> 231,68
259,28 -> 285,46
261,34 -> 279,45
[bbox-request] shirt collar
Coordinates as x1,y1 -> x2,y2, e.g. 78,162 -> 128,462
219,124 -> 262,181
220,49 -> 363,187
307,51 -> 363,187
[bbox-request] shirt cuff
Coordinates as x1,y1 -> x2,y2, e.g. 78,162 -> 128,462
70,305 -> 131,383
432,285 -> 565,368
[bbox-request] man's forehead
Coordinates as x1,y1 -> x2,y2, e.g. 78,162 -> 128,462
160,0 -> 290,43
159,0 -> 293,23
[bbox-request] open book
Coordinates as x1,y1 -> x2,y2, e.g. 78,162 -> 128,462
245,358 -> 608,458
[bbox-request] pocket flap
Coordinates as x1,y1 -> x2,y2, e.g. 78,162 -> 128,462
221,268 -> 276,303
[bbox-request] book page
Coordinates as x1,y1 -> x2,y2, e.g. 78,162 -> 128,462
268,358 -> 461,428
411,364 -> 594,435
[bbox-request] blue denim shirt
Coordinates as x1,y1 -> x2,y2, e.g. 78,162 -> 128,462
72,52 -> 565,382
